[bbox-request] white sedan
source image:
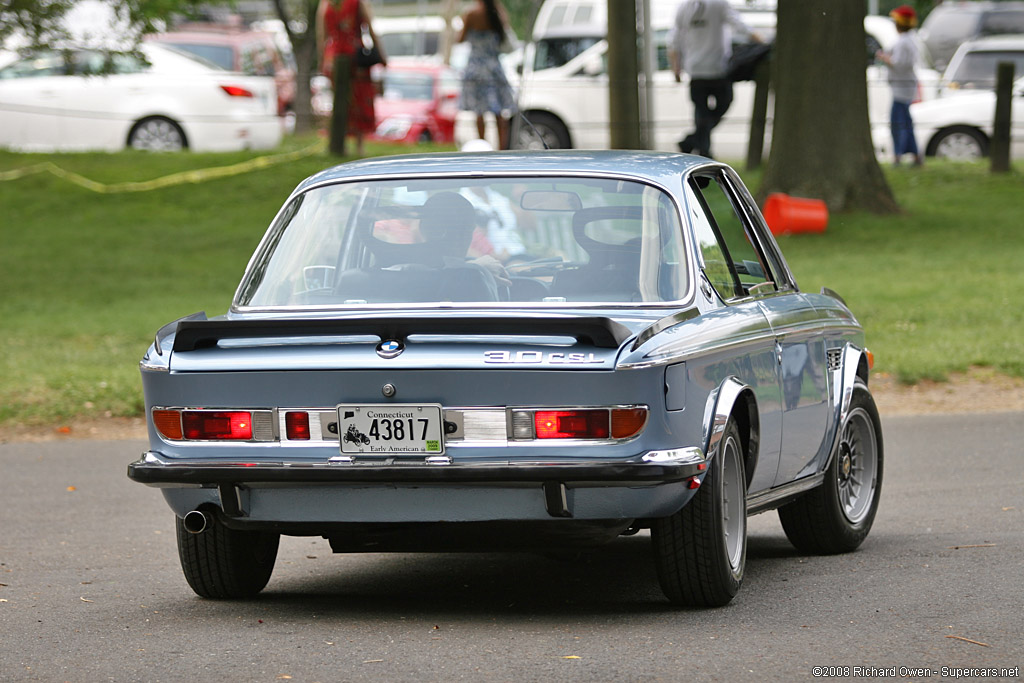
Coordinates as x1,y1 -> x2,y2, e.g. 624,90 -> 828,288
911,76 -> 1024,160
0,43 -> 282,152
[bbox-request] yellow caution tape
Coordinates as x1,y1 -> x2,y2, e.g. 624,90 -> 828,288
0,140 -> 325,193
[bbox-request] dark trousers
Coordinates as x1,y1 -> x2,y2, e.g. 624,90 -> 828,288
682,78 -> 734,158
890,100 -> 919,159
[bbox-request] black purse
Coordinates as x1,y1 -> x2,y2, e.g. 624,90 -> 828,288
356,45 -> 382,68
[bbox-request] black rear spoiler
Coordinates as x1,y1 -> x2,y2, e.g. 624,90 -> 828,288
171,316 -> 634,352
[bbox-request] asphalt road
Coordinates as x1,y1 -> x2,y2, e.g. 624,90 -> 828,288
1,412 -> 1022,682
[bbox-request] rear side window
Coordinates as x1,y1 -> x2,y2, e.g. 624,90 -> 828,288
686,173 -> 777,301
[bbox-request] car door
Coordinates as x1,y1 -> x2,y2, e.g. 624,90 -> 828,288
713,170 -> 830,485
684,170 -> 782,495
688,168 -> 830,490
51,50 -> 127,150
0,52 -> 65,149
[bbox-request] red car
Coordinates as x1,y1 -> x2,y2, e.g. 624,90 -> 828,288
371,59 -> 461,144
147,25 -> 297,120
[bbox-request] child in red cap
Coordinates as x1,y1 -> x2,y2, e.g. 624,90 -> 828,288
877,5 -> 923,165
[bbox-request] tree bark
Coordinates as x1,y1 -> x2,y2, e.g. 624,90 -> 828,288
272,0 -> 321,135
760,1 -> 899,214
607,0 -> 641,149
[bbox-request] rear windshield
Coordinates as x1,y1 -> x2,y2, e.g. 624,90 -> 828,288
237,176 -> 688,308
165,42 -> 234,70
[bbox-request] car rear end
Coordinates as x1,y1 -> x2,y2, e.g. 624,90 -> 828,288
130,155 -> 705,546
133,313 -> 707,548
143,44 -> 282,151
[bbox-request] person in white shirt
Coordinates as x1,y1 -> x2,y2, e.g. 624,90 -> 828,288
876,5 -> 922,166
668,0 -> 755,158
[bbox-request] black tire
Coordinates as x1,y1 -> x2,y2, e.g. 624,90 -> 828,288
176,513 -> 279,599
652,418 -> 747,607
128,116 -> 187,152
778,380 -> 883,554
926,125 -> 988,160
515,111 -> 571,149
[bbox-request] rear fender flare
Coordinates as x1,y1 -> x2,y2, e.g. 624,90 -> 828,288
703,377 -> 758,484
838,344 -> 866,432
823,344 -> 867,472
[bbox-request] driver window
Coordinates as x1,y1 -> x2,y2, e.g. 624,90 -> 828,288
687,174 -> 774,300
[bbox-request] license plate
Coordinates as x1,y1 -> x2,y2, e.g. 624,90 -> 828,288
337,404 -> 444,455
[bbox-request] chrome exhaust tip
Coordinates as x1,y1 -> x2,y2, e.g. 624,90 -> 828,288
182,510 -> 211,535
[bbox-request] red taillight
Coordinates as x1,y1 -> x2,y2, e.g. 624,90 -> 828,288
285,411 -> 310,440
182,411 -> 253,440
220,85 -> 254,98
534,410 -> 609,439
153,409 -> 183,440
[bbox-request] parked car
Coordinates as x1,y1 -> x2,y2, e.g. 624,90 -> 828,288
912,75 -> 1024,160
0,43 -> 281,152
919,1 -> 1024,71
128,150 -> 883,606
374,15 -> 459,60
374,14 -> 521,83
459,0 -> 938,158
146,25 -> 297,121
371,59 -> 461,143
939,34 -> 1024,94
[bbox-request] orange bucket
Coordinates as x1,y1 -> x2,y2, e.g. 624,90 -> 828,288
762,193 -> 828,235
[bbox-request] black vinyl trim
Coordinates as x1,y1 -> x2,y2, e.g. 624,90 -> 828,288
171,315 -> 633,352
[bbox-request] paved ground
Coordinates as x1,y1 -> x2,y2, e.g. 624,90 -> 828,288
0,412 -> 1022,681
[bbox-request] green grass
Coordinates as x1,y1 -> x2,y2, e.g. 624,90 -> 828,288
1,142 -> 1021,427
764,162 -> 1024,383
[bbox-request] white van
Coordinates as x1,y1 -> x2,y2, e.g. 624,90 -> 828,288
458,0 -> 937,160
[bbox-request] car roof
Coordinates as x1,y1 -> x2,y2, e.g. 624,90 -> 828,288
294,150 -> 710,196
149,28 -> 276,47
955,33 -> 1024,50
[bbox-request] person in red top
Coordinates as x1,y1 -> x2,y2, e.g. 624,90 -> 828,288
316,0 -> 387,155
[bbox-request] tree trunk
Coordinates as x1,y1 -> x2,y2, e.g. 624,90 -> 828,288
290,28 -> 319,135
272,0 -> 320,135
760,1 -> 898,214
607,0 -> 641,149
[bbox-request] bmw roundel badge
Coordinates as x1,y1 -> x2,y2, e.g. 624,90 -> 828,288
376,339 -> 404,359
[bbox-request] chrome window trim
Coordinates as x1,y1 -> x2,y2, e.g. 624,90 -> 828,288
683,164 -> 800,304
230,169 -> 699,315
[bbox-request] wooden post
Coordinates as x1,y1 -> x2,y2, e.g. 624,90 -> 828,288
991,61 -> 1015,173
607,0 -> 642,149
746,59 -> 770,171
329,54 -> 353,157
